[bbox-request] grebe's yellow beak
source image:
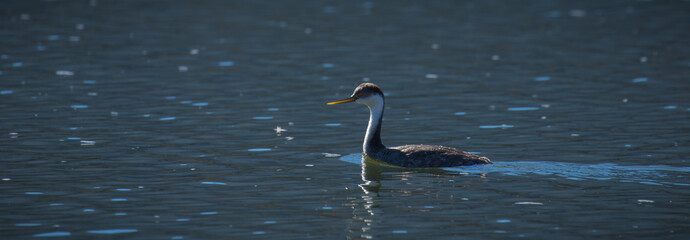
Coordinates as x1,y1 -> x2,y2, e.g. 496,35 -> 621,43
327,96 -> 357,105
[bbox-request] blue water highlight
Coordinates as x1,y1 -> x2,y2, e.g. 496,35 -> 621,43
33,232 -> 71,237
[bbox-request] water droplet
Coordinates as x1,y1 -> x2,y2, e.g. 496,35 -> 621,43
201,181 -> 227,185
33,232 -> 71,237
479,124 -> 513,129
322,153 -> 341,158
514,202 -> 543,205
56,70 -> 74,76
632,77 -> 648,83
159,117 -> 176,121
535,76 -> 551,81
218,61 -> 233,67
15,223 -> 41,227
248,148 -> 271,152
507,107 -> 540,111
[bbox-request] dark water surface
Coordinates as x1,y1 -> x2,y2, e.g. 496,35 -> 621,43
2,0 -> 689,239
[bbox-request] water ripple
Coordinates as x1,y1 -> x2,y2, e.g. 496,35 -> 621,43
339,153 -> 690,186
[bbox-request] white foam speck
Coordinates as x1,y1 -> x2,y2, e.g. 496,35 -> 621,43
56,70 -> 74,76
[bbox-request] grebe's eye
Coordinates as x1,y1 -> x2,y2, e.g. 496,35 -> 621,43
357,92 -> 363,97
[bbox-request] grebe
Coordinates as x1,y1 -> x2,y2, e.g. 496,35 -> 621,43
327,83 -> 492,168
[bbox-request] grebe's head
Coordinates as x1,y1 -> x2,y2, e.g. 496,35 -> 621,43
327,83 -> 384,107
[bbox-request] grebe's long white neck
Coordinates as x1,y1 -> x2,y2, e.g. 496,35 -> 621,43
358,94 -> 385,155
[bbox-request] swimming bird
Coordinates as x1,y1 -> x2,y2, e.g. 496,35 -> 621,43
327,83 -> 492,168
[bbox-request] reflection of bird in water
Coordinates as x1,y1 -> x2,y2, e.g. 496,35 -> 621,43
328,83 -> 492,168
